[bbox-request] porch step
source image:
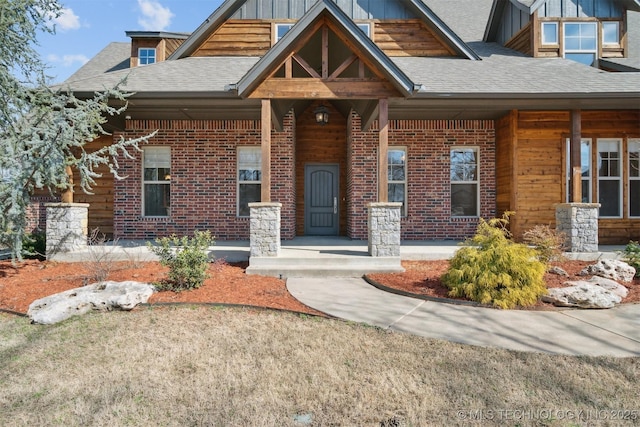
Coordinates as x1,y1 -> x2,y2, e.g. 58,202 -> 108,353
246,256 -> 404,278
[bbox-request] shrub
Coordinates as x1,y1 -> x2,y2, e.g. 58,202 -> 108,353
21,230 -> 46,260
441,213 -> 547,309
621,241 -> 640,278
148,230 -> 214,291
522,224 -> 566,264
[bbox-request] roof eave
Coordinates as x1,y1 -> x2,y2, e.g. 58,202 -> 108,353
403,0 -> 480,60
168,0 -> 245,60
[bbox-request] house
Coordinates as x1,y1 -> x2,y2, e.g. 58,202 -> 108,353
40,0 -> 640,249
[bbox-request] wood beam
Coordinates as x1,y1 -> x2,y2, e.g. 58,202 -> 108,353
285,57 -> 292,78
328,53 -> 357,80
261,99 -> 271,203
250,78 -> 401,99
570,109 -> 582,203
61,166 -> 73,203
509,110 -> 518,236
322,26 -> 329,79
378,98 -> 389,202
292,54 -> 321,78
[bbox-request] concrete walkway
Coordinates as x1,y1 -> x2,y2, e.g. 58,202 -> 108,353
287,277 -> 640,357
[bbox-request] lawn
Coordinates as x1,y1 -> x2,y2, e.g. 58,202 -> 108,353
1,307 -> 638,426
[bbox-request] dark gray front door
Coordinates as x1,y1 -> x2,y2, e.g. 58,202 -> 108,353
304,164 -> 339,235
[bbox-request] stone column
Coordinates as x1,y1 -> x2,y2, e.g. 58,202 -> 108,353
249,202 -> 281,257
555,203 -> 600,253
45,203 -> 89,258
368,202 -> 402,257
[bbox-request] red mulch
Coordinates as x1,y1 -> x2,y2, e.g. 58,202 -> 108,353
1,259 -> 638,315
0,259 -> 323,316
368,260 -> 640,310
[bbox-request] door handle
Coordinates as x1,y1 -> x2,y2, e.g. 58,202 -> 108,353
333,197 -> 337,214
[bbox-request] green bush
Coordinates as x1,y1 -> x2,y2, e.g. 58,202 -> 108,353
22,230 -> 46,260
621,241 -> 640,278
147,230 -> 214,292
441,214 -> 547,309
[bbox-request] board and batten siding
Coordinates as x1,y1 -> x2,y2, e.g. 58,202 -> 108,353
538,0 -> 623,18
496,110 -> 640,244
231,0 -> 416,20
495,0 -> 531,46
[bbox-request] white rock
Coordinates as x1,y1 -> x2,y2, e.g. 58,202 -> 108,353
579,260 -> 636,283
27,281 -> 155,325
542,283 -> 622,309
586,276 -> 629,299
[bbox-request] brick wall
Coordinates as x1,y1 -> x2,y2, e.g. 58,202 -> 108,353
348,112 -> 496,240
113,116 -> 296,240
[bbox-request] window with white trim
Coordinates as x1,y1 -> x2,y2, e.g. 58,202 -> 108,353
565,138 -> 592,203
237,147 -> 261,217
541,22 -> 558,45
563,22 -> 597,66
138,48 -> 156,65
275,24 -> 293,42
143,147 -> 170,217
629,139 -> 640,217
357,23 -> 371,37
597,139 -> 622,218
388,147 -> 407,216
450,147 -> 479,217
602,21 -> 620,45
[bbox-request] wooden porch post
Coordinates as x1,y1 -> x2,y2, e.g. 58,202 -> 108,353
378,98 -> 389,202
61,166 -> 73,203
570,109 -> 582,203
261,99 -> 271,202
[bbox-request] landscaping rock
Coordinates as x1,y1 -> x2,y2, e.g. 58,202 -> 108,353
579,260 -> 636,283
542,282 -> 622,308
586,276 -> 629,299
27,281 -> 155,325
548,266 -> 569,277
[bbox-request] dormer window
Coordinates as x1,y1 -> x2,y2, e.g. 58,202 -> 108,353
275,24 -> 293,42
563,22 -> 597,66
541,22 -> 558,45
139,48 -> 156,65
602,21 -> 620,45
357,23 -> 371,37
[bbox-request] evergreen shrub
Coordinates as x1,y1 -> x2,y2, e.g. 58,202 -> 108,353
621,241 -> 640,278
148,230 -> 214,291
441,213 -> 547,309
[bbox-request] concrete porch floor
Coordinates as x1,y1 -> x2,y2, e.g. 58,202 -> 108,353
43,236 -> 625,275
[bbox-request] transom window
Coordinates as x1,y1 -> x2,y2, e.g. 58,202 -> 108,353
388,147 -> 407,216
563,22 -> 597,66
237,147 -> 261,217
450,147 -> 479,217
138,48 -> 156,66
143,147 -> 170,217
597,139 -> 622,218
629,139 -> 640,217
541,22 -> 558,45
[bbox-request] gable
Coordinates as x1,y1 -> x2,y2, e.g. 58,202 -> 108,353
170,0 -> 479,60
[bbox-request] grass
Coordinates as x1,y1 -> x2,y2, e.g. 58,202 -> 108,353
1,308 -> 639,426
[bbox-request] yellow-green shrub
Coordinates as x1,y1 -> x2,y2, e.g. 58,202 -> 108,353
441,214 -> 547,309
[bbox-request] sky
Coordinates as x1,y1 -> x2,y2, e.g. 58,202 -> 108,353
38,0 -> 226,83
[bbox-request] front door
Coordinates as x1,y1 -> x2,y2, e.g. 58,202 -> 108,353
304,164 -> 339,235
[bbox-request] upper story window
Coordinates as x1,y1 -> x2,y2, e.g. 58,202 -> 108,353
275,24 -> 293,43
541,22 -> 558,45
356,23 -> 371,37
602,21 -> 620,45
563,22 -> 597,66
138,48 -> 156,65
